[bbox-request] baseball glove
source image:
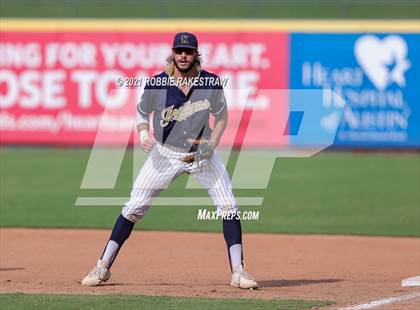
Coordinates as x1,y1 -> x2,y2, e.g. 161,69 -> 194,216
181,139 -> 214,164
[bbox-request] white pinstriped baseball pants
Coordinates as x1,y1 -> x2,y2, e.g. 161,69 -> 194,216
122,143 -> 238,222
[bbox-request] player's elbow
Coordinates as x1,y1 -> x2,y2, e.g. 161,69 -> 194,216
215,107 -> 228,122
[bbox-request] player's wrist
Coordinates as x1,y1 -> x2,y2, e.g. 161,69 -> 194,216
139,130 -> 149,144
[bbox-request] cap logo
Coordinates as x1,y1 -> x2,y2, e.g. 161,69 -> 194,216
181,35 -> 190,44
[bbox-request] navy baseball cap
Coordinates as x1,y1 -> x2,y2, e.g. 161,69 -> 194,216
172,32 -> 198,49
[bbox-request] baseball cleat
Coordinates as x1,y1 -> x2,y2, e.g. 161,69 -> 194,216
230,265 -> 258,289
81,259 -> 111,286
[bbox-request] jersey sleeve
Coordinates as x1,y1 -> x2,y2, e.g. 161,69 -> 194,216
136,83 -> 154,118
210,86 -> 227,116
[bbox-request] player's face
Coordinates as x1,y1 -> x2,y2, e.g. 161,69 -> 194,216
172,48 -> 198,73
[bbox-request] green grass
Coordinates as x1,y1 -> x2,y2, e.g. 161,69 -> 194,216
0,147 -> 419,236
0,293 -> 333,310
0,0 -> 418,19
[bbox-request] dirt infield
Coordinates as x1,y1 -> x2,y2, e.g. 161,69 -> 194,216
1,228 -> 419,309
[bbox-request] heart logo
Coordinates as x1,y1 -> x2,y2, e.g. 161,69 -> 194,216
354,35 -> 411,91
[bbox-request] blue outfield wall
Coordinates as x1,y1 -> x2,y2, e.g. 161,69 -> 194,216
289,33 -> 420,148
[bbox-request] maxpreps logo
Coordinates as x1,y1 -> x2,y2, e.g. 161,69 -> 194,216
355,35 -> 411,91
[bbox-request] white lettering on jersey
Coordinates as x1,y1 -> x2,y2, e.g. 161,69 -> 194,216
160,99 -> 211,127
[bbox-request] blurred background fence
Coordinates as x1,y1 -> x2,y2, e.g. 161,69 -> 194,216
1,1 -> 419,149
0,0 -> 419,235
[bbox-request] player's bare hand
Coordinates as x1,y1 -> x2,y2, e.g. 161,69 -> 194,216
141,138 -> 156,153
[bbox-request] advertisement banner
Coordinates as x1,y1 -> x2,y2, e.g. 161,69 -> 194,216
0,31 -> 288,146
290,33 -> 420,148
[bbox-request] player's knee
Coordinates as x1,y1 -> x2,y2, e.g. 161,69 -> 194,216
121,200 -> 151,222
217,203 -> 239,214
121,207 -> 149,222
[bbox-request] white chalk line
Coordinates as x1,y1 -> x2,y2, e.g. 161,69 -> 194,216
339,292 -> 420,310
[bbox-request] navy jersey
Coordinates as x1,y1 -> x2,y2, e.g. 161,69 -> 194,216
137,70 -> 226,151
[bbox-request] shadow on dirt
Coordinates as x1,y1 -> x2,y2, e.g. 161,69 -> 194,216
258,279 -> 343,288
0,267 -> 25,271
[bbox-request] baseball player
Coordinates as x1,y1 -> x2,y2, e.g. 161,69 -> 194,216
81,32 -> 258,289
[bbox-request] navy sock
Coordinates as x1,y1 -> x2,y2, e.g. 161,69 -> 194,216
101,214 -> 135,267
223,218 -> 243,271
110,214 -> 135,245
